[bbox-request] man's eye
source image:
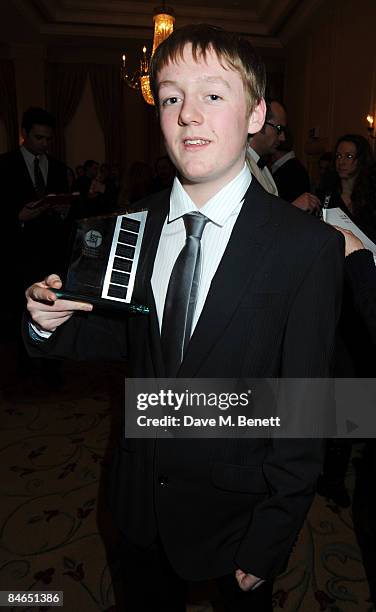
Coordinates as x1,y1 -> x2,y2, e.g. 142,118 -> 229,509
162,96 -> 180,106
208,94 -> 222,101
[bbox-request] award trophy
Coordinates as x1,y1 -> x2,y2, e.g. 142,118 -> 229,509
54,211 -> 149,314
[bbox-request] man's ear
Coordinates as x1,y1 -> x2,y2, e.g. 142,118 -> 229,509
248,98 -> 266,135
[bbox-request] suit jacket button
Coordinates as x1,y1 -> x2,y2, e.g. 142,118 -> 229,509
158,475 -> 169,486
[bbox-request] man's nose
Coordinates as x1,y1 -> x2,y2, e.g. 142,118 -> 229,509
279,131 -> 286,143
178,97 -> 203,126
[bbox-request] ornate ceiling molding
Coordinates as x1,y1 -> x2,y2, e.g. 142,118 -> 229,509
3,0 -> 325,50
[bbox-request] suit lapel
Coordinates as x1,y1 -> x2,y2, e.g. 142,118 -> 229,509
16,149 -> 36,199
133,191 -> 169,377
246,152 -> 278,196
179,180 -> 280,377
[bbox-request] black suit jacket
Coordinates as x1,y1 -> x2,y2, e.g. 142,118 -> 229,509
273,156 -> 310,203
344,249 -> 376,343
26,179 -> 344,581
0,148 -> 69,286
0,148 -> 68,212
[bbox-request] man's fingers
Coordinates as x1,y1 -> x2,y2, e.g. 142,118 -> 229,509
333,225 -> 350,235
28,296 -> 93,312
26,276 -> 61,302
306,195 -> 320,211
27,285 -> 57,303
49,298 -> 93,311
292,193 -> 320,212
26,281 -> 92,312
235,573 -> 254,592
32,309 -> 75,320
34,316 -> 72,331
25,275 -> 92,334
44,274 -> 62,288
235,569 -> 264,592
28,299 -> 92,332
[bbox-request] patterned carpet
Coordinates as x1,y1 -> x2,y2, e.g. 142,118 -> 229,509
0,338 -> 374,612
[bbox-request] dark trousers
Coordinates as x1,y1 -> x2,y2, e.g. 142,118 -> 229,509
110,535 -> 274,612
352,441 -> 376,605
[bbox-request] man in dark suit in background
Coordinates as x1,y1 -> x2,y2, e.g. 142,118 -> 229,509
271,127 -> 311,204
24,26 -> 344,611
0,107 -> 68,377
249,100 -> 321,214
0,106 -> 69,288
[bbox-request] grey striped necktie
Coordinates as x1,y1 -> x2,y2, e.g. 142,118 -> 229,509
161,212 -> 209,377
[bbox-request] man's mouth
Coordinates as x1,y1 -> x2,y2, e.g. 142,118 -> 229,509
183,139 -> 210,146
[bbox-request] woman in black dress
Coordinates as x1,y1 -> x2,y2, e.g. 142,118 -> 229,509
335,227 -> 376,606
321,134 -> 376,240
317,136 -> 376,507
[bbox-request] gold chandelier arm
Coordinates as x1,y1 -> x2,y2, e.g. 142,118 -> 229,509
140,76 -> 155,105
120,6 -> 175,106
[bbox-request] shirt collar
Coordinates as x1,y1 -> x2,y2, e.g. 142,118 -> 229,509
169,163 -> 252,227
20,145 -> 47,163
247,146 -> 260,163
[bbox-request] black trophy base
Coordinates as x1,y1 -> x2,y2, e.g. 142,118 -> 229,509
52,289 -> 149,314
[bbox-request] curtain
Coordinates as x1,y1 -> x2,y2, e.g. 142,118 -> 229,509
0,60 -> 19,150
89,64 -> 125,168
47,63 -> 88,162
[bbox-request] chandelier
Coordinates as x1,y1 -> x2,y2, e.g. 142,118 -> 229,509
121,6 -> 175,106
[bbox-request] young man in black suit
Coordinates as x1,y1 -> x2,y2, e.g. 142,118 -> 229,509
25,25 -> 344,611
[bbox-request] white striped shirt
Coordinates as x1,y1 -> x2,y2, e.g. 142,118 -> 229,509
151,164 -> 252,334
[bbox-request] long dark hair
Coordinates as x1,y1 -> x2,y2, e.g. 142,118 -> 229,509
333,134 -> 375,215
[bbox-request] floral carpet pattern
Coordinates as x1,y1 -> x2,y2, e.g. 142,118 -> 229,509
0,340 -> 374,611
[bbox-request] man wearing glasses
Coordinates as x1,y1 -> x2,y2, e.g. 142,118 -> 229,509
248,100 -> 321,213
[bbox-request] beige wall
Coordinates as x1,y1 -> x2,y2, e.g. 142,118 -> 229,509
65,76 -> 105,171
11,44 -> 46,133
284,0 -> 376,179
64,71 -> 163,173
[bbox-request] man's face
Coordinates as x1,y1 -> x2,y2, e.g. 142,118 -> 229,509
156,45 -> 264,195
261,101 -> 287,154
22,124 -> 53,156
335,141 -> 359,180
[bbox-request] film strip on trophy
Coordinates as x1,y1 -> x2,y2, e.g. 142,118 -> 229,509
53,212 -> 149,313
